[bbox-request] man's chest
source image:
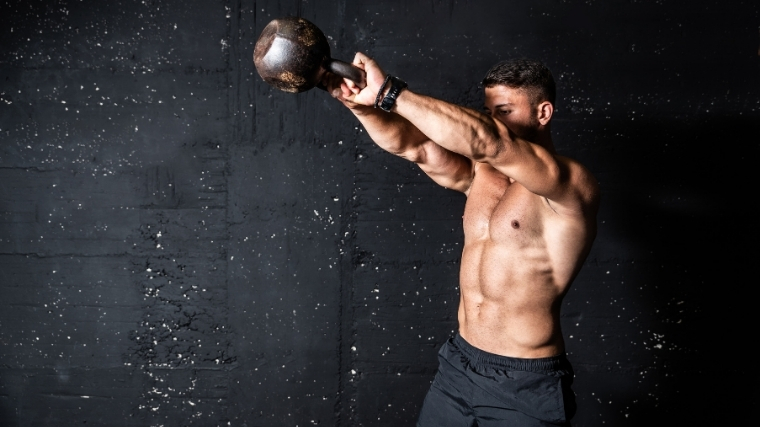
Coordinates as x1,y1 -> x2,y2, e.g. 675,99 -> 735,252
463,166 -> 546,245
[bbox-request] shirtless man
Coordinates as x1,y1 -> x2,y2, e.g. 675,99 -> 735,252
323,54 -> 599,426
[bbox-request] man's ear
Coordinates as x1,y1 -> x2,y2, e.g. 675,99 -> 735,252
537,101 -> 553,125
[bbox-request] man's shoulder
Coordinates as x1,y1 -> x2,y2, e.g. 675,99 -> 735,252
548,155 -> 600,215
552,153 -> 595,185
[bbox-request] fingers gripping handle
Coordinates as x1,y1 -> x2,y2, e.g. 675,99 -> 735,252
327,60 -> 366,89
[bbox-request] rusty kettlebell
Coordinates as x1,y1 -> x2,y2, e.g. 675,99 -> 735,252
253,16 -> 366,93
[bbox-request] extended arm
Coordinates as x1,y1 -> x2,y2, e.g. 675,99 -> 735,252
322,72 -> 473,193
394,90 -> 562,197
342,53 -> 595,211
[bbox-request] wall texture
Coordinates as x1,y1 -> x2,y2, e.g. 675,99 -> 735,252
1,0 -> 758,426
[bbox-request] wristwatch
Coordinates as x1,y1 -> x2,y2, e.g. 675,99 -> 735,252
378,76 -> 408,112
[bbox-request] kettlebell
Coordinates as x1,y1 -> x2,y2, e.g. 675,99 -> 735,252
253,17 -> 366,93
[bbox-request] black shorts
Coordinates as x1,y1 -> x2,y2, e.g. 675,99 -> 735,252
417,334 -> 576,426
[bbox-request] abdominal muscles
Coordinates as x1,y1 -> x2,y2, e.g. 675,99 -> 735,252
457,237 -> 566,358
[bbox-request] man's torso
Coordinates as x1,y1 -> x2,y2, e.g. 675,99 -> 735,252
458,160 -> 596,358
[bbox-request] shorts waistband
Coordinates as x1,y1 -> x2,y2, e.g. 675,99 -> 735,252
452,334 -> 569,374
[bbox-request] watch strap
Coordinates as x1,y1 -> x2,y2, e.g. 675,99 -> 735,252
378,76 -> 408,112
374,75 -> 392,108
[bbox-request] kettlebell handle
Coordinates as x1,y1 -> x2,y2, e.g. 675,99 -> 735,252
327,59 -> 366,89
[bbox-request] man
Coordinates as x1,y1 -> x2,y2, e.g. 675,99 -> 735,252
323,54 -> 599,426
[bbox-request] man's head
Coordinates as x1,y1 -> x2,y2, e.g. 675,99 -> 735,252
482,59 -> 556,106
481,59 -> 556,141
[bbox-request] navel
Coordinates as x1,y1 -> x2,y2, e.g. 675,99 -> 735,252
511,220 -> 520,229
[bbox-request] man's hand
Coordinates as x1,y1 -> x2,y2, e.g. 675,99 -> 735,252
321,72 -> 363,110
321,52 -> 389,111
340,52 -> 388,107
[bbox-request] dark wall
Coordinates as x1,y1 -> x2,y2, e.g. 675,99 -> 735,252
1,0 -> 758,425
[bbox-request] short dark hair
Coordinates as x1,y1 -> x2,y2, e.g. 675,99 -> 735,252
481,59 -> 556,105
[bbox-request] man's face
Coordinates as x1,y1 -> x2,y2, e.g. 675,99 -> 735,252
484,85 -> 542,141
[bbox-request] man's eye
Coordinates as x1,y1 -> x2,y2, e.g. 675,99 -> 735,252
498,110 -> 510,115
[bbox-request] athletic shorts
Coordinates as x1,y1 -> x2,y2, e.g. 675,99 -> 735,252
417,334 -> 576,426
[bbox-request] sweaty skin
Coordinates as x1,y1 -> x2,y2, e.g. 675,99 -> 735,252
324,53 -> 599,358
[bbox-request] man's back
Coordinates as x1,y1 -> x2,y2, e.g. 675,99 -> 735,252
459,158 -> 598,358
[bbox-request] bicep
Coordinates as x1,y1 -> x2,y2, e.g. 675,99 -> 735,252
401,139 -> 474,193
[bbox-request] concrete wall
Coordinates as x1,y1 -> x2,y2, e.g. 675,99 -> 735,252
1,0 -> 757,425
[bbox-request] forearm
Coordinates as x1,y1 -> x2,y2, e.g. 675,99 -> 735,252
392,89 -> 504,161
325,58 -> 475,192
352,103 -> 474,191
350,105 -> 429,156
321,70 -> 429,156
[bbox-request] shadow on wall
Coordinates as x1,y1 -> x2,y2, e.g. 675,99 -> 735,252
568,114 -> 757,426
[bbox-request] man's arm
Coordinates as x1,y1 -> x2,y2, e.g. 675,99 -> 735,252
342,53 -> 595,212
322,71 -> 474,193
395,90 -> 565,197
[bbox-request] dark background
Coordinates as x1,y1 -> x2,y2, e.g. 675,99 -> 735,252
1,0 -> 758,425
